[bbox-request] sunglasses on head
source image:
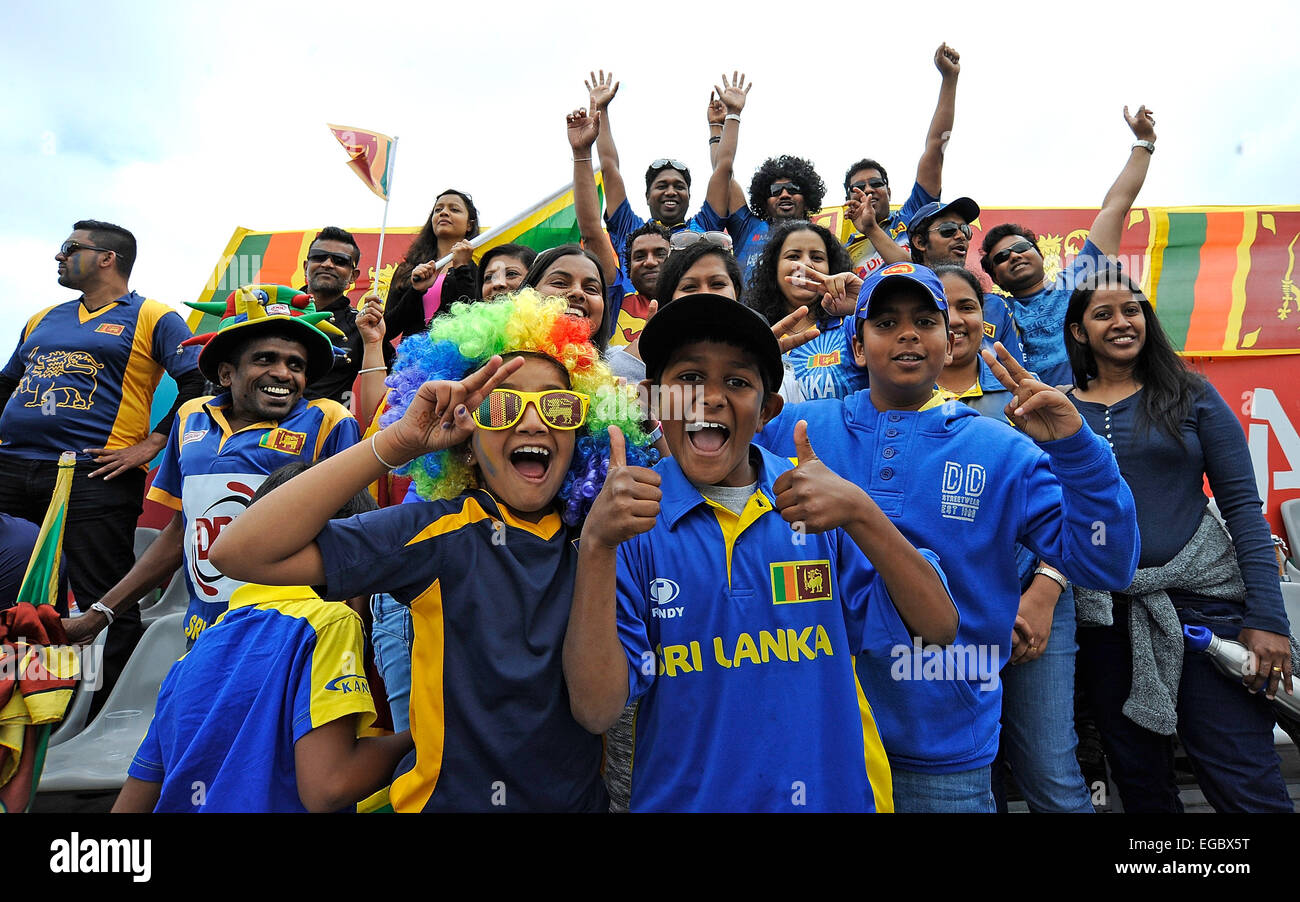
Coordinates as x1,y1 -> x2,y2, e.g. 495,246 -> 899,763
989,240 -> 1038,267
650,159 -> 689,174
472,389 -> 590,431
668,230 -> 733,252
59,240 -> 115,257
849,178 -> 887,194
307,251 -> 356,268
769,182 -> 802,198
929,222 -> 973,240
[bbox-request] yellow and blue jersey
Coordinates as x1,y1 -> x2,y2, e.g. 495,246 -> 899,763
843,180 -> 937,280
0,292 -> 198,461
128,584 -> 376,812
785,318 -> 870,400
315,490 -> 607,812
615,444 -> 945,812
147,393 -> 359,647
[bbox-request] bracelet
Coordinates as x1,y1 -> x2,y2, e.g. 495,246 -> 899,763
572,155 -> 592,162
724,113 -> 741,123
371,435 -> 400,471
645,420 -> 664,444
708,135 -> 722,145
356,366 -> 387,375
1131,140 -> 1155,155
1033,566 -> 1069,592
90,601 -> 116,625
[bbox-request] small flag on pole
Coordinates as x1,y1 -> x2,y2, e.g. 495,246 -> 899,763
328,124 -> 395,200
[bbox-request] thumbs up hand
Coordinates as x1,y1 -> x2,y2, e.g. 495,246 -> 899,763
582,425 -> 663,549
773,420 -> 869,534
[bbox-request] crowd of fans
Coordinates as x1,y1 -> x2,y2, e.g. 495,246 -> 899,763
2,44 -> 1294,814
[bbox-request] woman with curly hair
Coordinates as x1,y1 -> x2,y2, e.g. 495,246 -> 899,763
383,188 -> 480,342
212,288 -> 657,811
746,219 -> 866,400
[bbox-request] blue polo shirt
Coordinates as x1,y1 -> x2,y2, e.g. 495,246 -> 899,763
615,444 -> 949,812
1006,238 -> 1111,386
148,393 -> 358,646
0,292 -> 197,461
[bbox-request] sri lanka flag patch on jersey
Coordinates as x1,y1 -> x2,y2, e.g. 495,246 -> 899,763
259,428 -> 306,455
95,323 -> 125,335
771,561 -> 833,604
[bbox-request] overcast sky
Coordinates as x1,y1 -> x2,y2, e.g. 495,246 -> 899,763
3,0 -> 1298,344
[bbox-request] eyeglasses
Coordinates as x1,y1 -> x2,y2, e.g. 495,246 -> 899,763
668,230 -> 733,252
929,222 -> 973,240
306,251 -> 356,268
59,240 -> 115,258
472,389 -> 590,431
849,178 -> 887,194
989,240 -> 1038,267
649,159 -> 689,174
769,182 -> 802,198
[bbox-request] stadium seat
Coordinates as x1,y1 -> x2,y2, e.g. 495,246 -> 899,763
141,573 -> 190,625
1283,499 -> 1300,566
38,612 -> 185,792
47,628 -> 108,748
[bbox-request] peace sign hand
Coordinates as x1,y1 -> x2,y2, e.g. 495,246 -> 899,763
980,342 -> 1083,442
383,355 -> 526,462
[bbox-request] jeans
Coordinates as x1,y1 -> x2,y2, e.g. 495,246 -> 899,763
890,764 -> 995,813
1076,597 -> 1292,813
995,588 -> 1095,813
369,592 -> 413,732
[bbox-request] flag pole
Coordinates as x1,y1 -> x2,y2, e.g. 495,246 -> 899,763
372,135 -> 398,298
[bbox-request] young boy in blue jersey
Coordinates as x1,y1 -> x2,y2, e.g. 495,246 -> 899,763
209,289 -> 658,812
752,261 -> 1140,812
113,463 -> 413,813
563,293 -> 959,813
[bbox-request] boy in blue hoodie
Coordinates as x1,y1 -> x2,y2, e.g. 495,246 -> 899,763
564,294 -> 958,812
754,262 -> 1140,812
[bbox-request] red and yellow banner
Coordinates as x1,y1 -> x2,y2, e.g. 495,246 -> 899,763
328,124 -> 394,200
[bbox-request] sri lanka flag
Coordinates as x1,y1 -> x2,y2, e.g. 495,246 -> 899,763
328,124 -> 395,200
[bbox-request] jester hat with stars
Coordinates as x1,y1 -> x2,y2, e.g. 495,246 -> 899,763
183,284 -> 346,383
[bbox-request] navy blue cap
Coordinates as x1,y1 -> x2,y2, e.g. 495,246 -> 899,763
906,196 -> 980,235
855,263 -> 948,322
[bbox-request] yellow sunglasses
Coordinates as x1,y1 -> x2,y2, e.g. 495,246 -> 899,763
471,388 -> 590,431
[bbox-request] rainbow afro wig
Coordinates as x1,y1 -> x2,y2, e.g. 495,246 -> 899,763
381,288 -> 658,525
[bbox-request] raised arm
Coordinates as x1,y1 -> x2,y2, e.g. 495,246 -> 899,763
1088,105 -> 1157,257
705,72 -> 751,218
568,107 -> 619,282
706,92 -> 748,216
915,43 -> 961,199
586,70 -> 626,217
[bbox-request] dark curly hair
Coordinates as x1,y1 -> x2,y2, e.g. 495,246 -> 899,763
841,158 -> 889,196
622,221 -> 672,275
747,156 -> 825,221
978,223 -> 1039,279
655,243 -> 744,305
746,220 -> 851,330
392,189 -> 480,291
523,244 -> 613,349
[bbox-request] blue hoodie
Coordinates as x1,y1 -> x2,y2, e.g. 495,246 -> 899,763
755,391 -> 1139,773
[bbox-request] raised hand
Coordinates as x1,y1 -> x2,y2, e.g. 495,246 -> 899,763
769,304 -> 819,353
773,420 -> 868,533
567,106 -> 601,152
786,262 -> 864,319
1124,104 -> 1156,143
410,261 -> 438,291
583,425 -> 662,548
450,239 -> 474,268
356,292 -> 385,346
707,92 -> 727,127
585,69 -> 619,110
383,355 -> 525,461
934,42 -> 960,77
981,342 -> 1084,442
713,71 -> 751,115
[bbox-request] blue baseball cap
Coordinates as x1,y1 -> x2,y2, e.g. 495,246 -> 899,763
906,196 -> 980,235
855,263 -> 948,323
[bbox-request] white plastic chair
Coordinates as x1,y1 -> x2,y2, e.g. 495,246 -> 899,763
1282,499 -> 1300,565
1274,582 -> 1300,747
38,612 -> 186,792
141,573 -> 191,625
47,629 -> 108,748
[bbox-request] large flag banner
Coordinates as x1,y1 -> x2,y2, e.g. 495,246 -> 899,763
328,124 -> 395,200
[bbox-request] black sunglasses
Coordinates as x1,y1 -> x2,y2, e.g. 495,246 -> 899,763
769,182 -> 802,198
849,177 -> 887,194
59,240 -> 115,257
930,222 -> 973,240
307,251 -> 356,267
989,239 -> 1038,267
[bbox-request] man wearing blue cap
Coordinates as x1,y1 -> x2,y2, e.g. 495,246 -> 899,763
754,261 -> 1139,812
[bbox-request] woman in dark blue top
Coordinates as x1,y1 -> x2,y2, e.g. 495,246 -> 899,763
1064,275 -> 1292,812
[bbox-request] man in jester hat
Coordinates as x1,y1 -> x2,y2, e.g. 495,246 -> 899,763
64,285 -> 361,647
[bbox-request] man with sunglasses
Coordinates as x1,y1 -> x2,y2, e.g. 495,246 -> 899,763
0,220 -> 205,706
980,105 -> 1157,387
907,197 -> 1023,363
842,43 -> 963,280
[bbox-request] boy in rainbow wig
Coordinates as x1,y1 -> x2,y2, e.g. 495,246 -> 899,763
210,288 -> 655,811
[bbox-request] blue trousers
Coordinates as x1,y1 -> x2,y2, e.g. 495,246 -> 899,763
369,592 -> 413,732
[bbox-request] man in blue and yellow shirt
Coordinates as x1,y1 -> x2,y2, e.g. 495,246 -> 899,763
0,221 -> 204,696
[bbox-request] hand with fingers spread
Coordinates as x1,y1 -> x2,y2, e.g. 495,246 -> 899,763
769,305 -> 820,354
583,425 -> 662,548
784,262 -> 864,319
1124,104 -> 1156,143
382,356 -> 525,463
773,421 -> 872,534
714,71 -> 751,116
585,69 -> 619,110
85,433 -> 166,480
567,106 -> 601,153
356,292 -> 386,346
981,342 -> 1083,442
